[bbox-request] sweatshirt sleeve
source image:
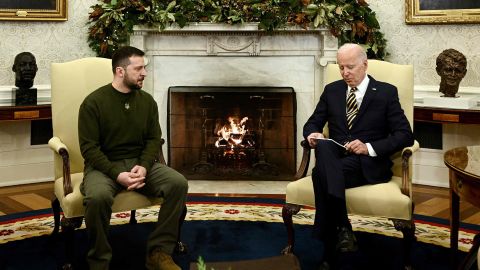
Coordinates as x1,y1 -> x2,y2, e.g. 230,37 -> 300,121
138,99 -> 162,173
78,98 -> 123,180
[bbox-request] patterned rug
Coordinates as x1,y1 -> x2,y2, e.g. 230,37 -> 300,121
0,196 -> 477,252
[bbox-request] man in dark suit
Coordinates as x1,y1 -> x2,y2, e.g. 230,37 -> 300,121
303,43 -> 414,269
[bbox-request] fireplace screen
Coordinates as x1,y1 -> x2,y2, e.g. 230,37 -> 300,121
168,86 -> 296,180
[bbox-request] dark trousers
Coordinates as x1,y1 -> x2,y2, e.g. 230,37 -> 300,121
81,159 -> 188,270
311,140 -> 367,261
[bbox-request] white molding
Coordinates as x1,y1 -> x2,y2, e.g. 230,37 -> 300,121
0,84 -> 51,105
413,172 -> 449,188
411,148 -> 449,187
0,177 -> 53,187
0,160 -> 54,187
415,85 -> 480,93
414,84 -> 480,108
1,83 -> 476,106
133,23 -> 329,33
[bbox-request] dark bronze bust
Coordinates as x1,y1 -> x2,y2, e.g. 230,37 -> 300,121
435,49 -> 467,98
12,52 -> 38,105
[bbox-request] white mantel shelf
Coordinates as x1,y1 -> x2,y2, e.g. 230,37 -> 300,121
130,23 -> 338,65
133,23 -> 330,33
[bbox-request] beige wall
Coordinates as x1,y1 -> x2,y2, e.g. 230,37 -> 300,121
0,0 -> 479,87
369,0 -> 480,187
370,0 -> 480,88
0,0 -> 96,86
0,0 -> 96,186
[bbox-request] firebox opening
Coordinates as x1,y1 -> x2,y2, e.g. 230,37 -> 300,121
168,86 -> 296,180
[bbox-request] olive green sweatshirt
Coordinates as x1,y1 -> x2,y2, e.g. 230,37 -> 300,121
78,84 -> 161,180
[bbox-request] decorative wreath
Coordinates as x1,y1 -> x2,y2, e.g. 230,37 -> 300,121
87,0 -> 387,59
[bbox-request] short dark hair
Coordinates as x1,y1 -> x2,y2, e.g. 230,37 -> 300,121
111,46 -> 145,73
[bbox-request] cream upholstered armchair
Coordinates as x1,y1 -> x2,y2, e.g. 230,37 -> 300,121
49,57 -> 186,269
282,60 -> 420,268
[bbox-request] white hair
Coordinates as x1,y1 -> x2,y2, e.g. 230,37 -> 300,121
337,43 -> 367,61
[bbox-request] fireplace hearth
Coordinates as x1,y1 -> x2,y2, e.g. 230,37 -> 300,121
168,86 -> 296,180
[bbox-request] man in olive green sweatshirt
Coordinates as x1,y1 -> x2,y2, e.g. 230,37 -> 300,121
78,46 -> 188,270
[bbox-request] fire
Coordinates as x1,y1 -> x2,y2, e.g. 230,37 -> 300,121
215,116 -> 250,148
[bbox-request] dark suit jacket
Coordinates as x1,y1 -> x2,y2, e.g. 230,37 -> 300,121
303,75 -> 414,184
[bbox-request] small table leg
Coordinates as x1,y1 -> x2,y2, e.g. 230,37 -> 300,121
450,176 -> 460,269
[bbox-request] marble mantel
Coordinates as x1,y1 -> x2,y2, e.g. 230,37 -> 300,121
130,23 -> 338,167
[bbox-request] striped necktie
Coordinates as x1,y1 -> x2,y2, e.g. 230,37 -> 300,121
346,87 -> 358,129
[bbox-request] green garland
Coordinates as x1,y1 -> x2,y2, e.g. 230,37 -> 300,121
87,0 -> 387,59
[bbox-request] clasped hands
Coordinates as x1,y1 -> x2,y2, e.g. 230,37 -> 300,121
117,165 -> 147,190
307,132 -> 369,155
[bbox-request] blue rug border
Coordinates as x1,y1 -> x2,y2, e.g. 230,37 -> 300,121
414,213 -> 480,231
0,208 -> 53,222
1,196 -> 479,233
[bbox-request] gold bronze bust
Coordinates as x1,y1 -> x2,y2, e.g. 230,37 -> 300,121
435,49 -> 467,98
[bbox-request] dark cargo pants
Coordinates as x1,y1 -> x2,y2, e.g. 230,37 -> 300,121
81,158 -> 188,270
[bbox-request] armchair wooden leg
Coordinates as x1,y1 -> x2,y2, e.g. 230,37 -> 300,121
129,210 -> 137,224
61,216 -> 83,270
175,205 -> 188,254
281,203 -> 301,254
391,218 -> 416,270
51,198 -> 61,236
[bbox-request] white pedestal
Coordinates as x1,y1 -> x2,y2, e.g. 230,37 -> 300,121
423,95 -> 479,109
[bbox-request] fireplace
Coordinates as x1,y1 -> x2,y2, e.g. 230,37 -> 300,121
168,87 -> 295,180
130,23 -> 338,177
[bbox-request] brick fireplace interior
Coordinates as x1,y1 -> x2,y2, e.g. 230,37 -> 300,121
168,86 -> 296,180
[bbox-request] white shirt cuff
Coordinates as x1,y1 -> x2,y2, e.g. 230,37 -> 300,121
366,143 -> 377,157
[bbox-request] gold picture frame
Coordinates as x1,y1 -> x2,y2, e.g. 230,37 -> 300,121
406,0 -> 480,24
0,0 -> 67,21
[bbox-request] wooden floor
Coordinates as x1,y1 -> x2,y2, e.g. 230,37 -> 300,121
0,182 -> 479,225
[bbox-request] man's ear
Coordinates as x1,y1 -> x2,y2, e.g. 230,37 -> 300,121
115,66 -> 125,77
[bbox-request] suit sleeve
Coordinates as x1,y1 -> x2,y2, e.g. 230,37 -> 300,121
303,89 -> 328,139
369,87 -> 414,157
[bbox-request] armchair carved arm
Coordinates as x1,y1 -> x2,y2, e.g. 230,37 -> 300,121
400,140 -> 420,198
294,140 -> 312,180
48,137 -> 169,197
48,136 -> 72,196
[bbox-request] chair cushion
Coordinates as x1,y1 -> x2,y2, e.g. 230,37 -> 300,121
285,176 -> 412,220
54,173 -> 163,218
